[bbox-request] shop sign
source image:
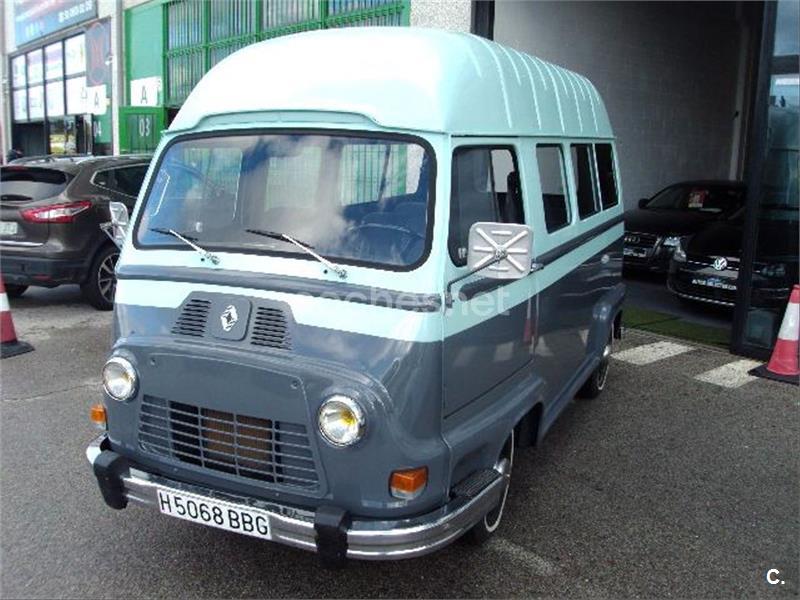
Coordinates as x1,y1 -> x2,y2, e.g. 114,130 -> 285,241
130,77 -> 161,107
13,0 -> 97,46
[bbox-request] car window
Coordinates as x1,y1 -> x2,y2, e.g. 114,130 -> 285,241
595,144 -> 619,209
0,167 -> 72,201
536,144 -> 570,232
449,147 -> 523,266
646,185 -> 744,213
114,165 -> 148,198
570,144 -> 600,219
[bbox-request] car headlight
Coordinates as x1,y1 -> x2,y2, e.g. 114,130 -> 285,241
102,356 -> 138,401
662,235 -> 681,247
673,238 -> 688,262
318,395 -> 365,447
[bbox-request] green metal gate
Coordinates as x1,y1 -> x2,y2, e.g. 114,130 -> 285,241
118,107 -> 168,154
164,0 -> 410,106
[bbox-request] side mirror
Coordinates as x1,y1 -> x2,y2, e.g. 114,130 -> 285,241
445,222 -> 533,307
638,197 -> 650,209
100,201 -> 130,249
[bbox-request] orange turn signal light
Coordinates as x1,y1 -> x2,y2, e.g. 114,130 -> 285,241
390,466 -> 428,500
90,403 -> 107,429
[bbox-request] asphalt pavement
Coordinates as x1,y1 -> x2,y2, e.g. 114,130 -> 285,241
1,285 -> 797,598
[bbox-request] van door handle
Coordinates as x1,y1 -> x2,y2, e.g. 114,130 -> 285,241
530,261 -> 544,273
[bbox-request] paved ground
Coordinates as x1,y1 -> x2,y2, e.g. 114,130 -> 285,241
1,286 -> 798,598
624,271 -> 732,330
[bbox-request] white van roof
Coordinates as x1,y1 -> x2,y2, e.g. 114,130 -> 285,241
171,27 -> 613,139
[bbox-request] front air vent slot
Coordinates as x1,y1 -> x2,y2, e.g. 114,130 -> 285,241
172,299 -> 211,337
250,307 -> 291,350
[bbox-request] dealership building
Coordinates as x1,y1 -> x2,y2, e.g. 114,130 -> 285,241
0,0 -> 797,358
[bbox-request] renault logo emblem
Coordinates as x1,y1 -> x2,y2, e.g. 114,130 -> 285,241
220,305 -> 239,331
713,257 -> 728,271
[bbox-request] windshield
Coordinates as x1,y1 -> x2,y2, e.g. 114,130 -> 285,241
645,184 -> 744,213
0,167 -> 72,203
135,133 -> 433,269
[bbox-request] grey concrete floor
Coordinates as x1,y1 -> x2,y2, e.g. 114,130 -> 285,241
1,286 -> 797,598
623,271 -> 733,330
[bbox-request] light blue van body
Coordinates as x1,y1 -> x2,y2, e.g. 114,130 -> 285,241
87,27 -> 625,561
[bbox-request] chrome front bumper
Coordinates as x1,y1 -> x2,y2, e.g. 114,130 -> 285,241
86,434 -> 506,561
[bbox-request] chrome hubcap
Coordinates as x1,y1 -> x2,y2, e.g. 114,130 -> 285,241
98,253 -> 119,303
596,343 -> 611,390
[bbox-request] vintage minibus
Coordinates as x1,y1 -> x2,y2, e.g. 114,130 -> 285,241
87,27 -> 625,565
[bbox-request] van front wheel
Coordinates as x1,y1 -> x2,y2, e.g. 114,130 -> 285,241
577,340 -> 612,399
465,430 -> 514,545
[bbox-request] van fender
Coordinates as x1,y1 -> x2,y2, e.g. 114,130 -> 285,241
587,282 -> 626,359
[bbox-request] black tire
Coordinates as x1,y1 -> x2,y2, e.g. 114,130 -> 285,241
81,245 -> 119,311
465,430 -> 514,545
5,284 -> 28,298
577,339 -> 612,400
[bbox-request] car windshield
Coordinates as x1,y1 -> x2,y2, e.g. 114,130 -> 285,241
0,167 -> 72,203
136,133 -> 432,269
645,185 -> 744,213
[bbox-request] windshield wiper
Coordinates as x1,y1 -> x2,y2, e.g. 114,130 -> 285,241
150,227 -> 220,265
246,229 -> 347,279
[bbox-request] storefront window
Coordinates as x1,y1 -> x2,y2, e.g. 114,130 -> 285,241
12,55 -> 26,88
64,34 -> 86,76
66,76 -> 88,114
46,80 -> 65,117
27,49 -> 44,87
13,90 -> 28,121
28,85 -> 45,120
735,0 -> 800,355
45,43 -> 64,81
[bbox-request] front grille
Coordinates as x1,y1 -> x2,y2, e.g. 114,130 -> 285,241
624,231 -> 659,249
138,395 -> 319,489
250,306 -> 291,349
686,255 -> 740,271
172,299 -> 211,337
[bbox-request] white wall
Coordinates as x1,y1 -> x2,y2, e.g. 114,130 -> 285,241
494,1 -> 746,206
411,0 -> 471,32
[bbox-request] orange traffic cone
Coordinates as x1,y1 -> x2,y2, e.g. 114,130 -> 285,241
750,284 -> 799,385
0,277 -> 33,359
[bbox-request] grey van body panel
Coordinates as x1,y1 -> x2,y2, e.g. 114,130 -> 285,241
110,302 -> 447,518
107,233 -> 623,520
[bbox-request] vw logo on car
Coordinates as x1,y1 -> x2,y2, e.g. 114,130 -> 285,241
713,257 -> 728,271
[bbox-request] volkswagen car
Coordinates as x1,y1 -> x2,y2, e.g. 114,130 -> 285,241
624,180 -> 746,273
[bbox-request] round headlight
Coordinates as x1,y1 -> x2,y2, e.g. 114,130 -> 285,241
318,395 -> 365,447
102,356 -> 138,401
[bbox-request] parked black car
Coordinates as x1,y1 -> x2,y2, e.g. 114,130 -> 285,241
669,208 -> 799,310
0,155 -> 150,309
624,180 -> 746,273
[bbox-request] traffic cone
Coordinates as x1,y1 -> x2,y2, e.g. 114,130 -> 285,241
750,284 -> 800,385
0,277 -> 33,359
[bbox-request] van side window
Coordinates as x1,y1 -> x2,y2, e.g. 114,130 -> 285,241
595,144 -> 618,209
449,147 -> 524,266
535,145 -> 570,232
570,144 -> 599,219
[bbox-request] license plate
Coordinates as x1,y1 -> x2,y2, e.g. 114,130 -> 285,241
623,246 -> 648,258
157,487 -> 272,540
691,277 -> 736,291
0,222 -> 19,236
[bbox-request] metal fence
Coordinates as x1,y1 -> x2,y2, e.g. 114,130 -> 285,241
165,0 -> 409,107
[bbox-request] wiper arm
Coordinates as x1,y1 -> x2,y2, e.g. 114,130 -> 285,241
246,229 -> 347,279
150,228 -> 220,265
